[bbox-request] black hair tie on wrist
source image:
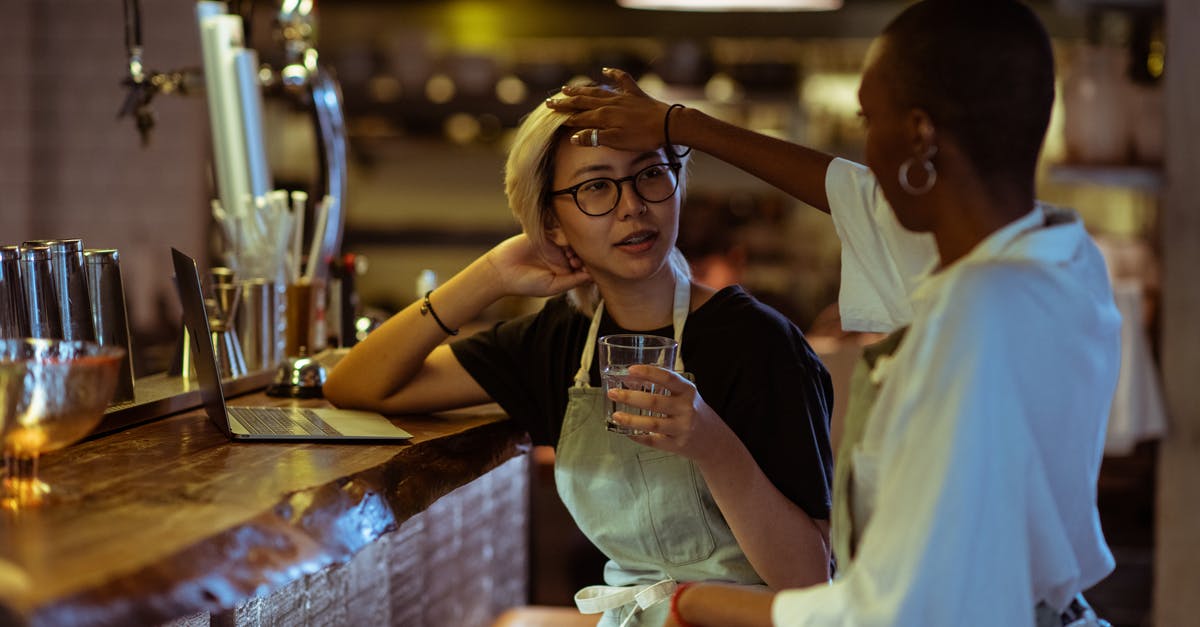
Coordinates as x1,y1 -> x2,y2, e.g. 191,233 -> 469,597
664,103 -> 692,158
420,290 -> 459,336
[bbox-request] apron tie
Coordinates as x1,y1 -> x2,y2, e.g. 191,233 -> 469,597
574,579 -> 678,627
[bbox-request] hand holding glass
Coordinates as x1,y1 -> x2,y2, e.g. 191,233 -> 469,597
598,334 -> 677,436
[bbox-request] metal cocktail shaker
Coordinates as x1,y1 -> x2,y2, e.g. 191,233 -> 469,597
19,245 -> 62,339
50,239 -> 96,342
0,246 -> 30,339
85,249 -> 136,403
236,278 -> 275,372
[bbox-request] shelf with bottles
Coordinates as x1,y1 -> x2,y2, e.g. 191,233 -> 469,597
1052,2 -> 1164,196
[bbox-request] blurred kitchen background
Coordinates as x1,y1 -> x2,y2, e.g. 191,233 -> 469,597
0,0 -> 1186,625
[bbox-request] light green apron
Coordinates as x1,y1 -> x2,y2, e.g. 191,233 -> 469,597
556,275 -> 762,627
829,328 -> 907,572
829,328 -> 1108,627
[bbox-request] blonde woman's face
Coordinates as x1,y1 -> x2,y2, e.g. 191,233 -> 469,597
545,139 -> 680,284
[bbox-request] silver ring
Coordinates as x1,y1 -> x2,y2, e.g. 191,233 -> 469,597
590,128 -> 599,147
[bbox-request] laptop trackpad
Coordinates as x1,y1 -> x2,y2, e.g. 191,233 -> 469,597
317,408 -> 413,438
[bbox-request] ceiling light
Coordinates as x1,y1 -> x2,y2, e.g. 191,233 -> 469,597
618,0 -> 841,11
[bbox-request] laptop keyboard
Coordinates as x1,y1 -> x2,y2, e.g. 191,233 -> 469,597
228,406 -> 342,436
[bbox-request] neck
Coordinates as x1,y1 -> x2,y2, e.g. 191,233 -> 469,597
595,266 -> 680,331
930,170 -> 1035,269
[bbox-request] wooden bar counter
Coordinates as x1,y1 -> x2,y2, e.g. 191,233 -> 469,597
0,389 -> 531,627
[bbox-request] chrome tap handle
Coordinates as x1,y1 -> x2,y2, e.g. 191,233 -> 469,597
309,62 -> 347,283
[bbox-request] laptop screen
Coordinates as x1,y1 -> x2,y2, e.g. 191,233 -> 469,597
171,247 -> 234,439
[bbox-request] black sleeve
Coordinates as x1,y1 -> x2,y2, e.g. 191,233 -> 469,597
687,291 -> 834,521
745,322 -> 834,520
448,296 -> 587,446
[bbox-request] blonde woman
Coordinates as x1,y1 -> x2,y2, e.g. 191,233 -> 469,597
324,95 -> 834,626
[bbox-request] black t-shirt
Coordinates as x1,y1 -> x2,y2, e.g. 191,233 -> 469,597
450,286 -> 834,520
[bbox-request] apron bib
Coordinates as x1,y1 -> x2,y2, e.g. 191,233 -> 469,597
830,328 -> 908,572
555,274 -> 761,627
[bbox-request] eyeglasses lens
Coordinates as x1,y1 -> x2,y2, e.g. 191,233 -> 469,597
576,164 -> 678,216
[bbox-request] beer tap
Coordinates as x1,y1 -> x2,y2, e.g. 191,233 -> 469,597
117,0 -> 200,146
269,0 -> 347,284
116,0 -> 346,285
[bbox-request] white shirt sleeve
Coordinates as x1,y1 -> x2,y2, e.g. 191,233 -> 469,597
825,158 -> 937,333
771,268 -> 1067,626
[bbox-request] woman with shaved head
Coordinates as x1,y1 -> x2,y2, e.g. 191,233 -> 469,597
550,1 -> 1119,625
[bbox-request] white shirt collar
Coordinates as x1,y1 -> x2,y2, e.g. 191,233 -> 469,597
909,204 -> 1084,305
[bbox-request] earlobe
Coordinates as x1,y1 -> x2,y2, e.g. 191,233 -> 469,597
546,225 -> 569,247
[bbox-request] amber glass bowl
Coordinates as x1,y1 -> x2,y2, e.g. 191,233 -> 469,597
0,338 -> 125,508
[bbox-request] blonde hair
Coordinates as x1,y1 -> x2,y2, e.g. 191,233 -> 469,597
503,95 -> 692,316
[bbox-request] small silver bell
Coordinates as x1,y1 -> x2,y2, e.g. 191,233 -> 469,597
265,349 -> 326,398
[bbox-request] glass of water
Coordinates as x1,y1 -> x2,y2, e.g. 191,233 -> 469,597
598,334 -> 678,435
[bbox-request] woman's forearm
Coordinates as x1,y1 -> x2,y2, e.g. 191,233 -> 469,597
671,106 -> 835,214
695,426 -> 831,590
672,583 -> 776,627
322,255 -> 504,412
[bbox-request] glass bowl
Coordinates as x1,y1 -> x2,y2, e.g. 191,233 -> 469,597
0,338 -> 125,508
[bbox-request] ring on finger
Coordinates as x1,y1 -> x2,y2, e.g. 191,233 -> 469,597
590,128 -> 599,147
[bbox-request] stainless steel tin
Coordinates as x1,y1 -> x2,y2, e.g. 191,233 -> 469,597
19,245 -> 62,339
236,278 -> 275,372
85,249 -> 136,402
0,246 -> 30,339
49,239 -> 96,342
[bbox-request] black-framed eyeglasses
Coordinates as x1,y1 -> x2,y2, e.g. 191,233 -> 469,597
550,162 -> 682,217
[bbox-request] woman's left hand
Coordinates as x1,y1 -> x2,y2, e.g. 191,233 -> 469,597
608,365 -> 731,464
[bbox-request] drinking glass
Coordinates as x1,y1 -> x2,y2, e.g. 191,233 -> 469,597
597,334 -> 677,436
0,339 -> 124,509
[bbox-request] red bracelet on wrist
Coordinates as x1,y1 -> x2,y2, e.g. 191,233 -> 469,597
670,581 -> 697,627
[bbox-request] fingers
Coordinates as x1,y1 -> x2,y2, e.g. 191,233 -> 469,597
627,364 -> 686,391
562,246 -> 585,271
610,411 -> 671,436
539,244 -> 592,290
611,386 -> 674,416
601,67 -> 644,95
569,128 -> 604,147
545,93 -> 617,113
549,268 -> 592,292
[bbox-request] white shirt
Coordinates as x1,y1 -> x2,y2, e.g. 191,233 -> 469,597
773,159 -> 1121,626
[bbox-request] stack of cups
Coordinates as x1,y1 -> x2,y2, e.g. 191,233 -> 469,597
0,239 -> 136,403
0,246 -> 29,339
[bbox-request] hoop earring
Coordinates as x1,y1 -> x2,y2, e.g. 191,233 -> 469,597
899,145 -> 938,196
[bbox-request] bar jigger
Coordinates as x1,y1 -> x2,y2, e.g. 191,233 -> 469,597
208,271 -> 247,379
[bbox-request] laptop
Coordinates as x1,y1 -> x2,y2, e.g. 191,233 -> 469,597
171,247 -> 413,441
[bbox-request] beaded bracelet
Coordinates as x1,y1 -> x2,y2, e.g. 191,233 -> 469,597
420,290 -> 459,336
669,581 -> 697,627
664,103 -> 692,158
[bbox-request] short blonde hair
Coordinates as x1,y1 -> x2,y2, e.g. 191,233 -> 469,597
503,95 -> 692,316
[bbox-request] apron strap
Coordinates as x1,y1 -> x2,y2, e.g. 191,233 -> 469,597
670,270 -> 689,372
574,300 -> 607,388
573,272 -> 691,388
574,579 -> 677,615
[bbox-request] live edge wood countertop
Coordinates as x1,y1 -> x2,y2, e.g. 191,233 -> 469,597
0,391 -> 529,627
